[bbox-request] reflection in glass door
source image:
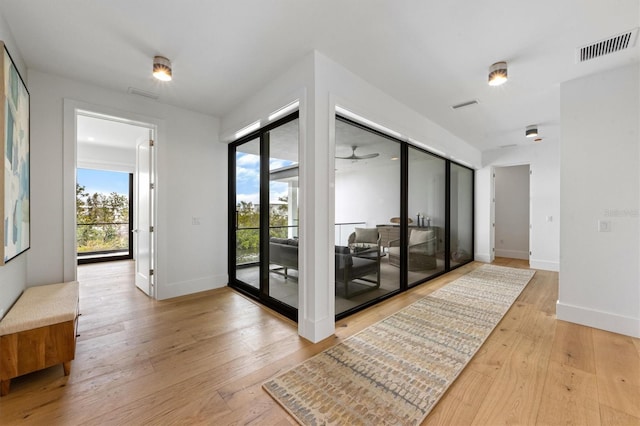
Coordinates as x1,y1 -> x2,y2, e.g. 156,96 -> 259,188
450,164 -> 474,267
407,147 -> 446,285
268,119 -> 299,308
234,138 -> 261,289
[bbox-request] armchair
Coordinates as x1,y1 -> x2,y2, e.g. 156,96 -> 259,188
348,227 -> 381,253
335,246 -> 380,298
388,228 -> 437,271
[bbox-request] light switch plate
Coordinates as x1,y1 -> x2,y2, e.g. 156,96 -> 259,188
598,220 -> 611,232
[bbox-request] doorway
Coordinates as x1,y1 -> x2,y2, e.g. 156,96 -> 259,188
70,107 -> 157,297
494,165 -> 530,261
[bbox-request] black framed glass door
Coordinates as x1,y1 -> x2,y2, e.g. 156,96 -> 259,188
334,114 -> 474,319
229,112 -> 299,321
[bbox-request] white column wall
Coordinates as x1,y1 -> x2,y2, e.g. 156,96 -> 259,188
559,64 -> 640,338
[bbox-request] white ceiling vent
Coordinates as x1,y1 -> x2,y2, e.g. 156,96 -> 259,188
577,28 -> 638,62
451,99 -> 479,110
127,87 -> 159,100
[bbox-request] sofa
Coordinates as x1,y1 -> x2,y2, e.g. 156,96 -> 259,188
269,237 -> 299,279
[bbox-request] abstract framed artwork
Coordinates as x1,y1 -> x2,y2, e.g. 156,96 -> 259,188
0,41 -> 30,265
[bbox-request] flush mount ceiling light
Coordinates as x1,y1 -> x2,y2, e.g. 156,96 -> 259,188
153,56 -> 172,81
488,61 -> 508,86
526,124 -> 538,138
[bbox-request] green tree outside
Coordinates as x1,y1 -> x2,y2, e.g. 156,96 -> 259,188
236,196 -> 292,264
76,183 -> 129,253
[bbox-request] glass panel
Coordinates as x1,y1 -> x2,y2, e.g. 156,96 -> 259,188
235,138 -> 261,288
76,169 -> 131,260
268,119 -> 299,308
335,119 -> 401,316
407,148 -> 446,284
450,164 -> 474,267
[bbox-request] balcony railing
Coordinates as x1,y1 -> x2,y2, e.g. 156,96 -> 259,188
236,225 -> 298,265
235,222 -> 366,266
77,222 -> 130,255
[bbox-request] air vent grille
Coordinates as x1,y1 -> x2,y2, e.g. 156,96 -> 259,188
578,28 -> 638,62
451,99 -> 479,110
127,87 -> 159,100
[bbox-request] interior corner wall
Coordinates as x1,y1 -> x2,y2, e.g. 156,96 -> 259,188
0,14 -> 28,319
559,63 -> 640,338
479,141 -> 560,271
26,70 -> 227,299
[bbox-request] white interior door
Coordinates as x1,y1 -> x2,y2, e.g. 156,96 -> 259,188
135,132 -> 155,296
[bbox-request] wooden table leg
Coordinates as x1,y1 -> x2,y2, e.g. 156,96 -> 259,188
1,379 -> 10,396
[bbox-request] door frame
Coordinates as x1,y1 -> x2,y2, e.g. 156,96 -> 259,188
491,163 -> 531,262
63,100 -> 159,297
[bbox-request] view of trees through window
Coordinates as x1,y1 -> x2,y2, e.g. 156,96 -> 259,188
236,197 -> 289,264
76,169 -> 130,254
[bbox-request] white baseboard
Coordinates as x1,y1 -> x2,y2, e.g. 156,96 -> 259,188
557,301 -> 640,338
157,273 -> 227,300
529,258 -> 560,272
298,316 -> 335,343
474,253 -> 492,263
495,249 -> 529,260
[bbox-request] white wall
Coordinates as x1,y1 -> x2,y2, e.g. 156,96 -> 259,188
0,14 -> 28,319
408,155 -> 446,229
335,162 -> 401,229
559,64 -> 640,338
495,165 -> 530,259
478,141 -> 560,271
27,70 -> 227,300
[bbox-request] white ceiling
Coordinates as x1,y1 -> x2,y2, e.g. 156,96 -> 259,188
77,115 -> 150,149
1,1 -> 638,152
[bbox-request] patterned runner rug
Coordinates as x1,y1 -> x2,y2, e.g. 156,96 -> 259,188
263,264 -> 536,425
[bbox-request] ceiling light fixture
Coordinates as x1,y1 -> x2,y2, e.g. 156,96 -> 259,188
488,61 -> 508,86
153,56 -> 172,81
526,124 -> 538,138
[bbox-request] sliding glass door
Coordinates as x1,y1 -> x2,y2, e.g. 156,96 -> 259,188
234,137 -> 261,289
334,114 -> 474,319
450,164 -> 474,267
229,112 -> 299,321
407,147 -> 446,285
334,118 -> 401,316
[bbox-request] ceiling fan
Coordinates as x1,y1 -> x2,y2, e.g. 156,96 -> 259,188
335,145 -> 379,160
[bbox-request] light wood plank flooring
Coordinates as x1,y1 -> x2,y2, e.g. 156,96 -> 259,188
1,259 -> 638,425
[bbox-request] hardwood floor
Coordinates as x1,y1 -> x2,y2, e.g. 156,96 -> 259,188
1,258 -> 639,425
